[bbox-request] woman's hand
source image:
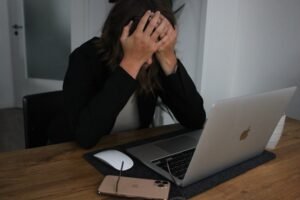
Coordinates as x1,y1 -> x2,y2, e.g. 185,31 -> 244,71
120,11 -> 163,79
154,16 -> 178,76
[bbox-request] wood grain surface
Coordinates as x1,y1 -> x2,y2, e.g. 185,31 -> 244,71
0,119 -> 299,200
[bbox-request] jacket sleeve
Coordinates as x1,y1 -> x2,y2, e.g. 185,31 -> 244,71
63,49 -> 138,148
159,59 -> 206,129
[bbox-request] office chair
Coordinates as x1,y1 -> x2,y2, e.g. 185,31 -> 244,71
23,90 -> 67,148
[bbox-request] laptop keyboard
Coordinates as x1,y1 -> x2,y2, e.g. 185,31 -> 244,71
151,148 -> 195,180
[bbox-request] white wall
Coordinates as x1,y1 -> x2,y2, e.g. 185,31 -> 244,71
201,0 -> 300,120
0,0 -> 15,108
162,0 -> 207,125
176,0 -> 204,82
200,0 -> 240,112
71,0 -> 112,50
232,0 -> 300,119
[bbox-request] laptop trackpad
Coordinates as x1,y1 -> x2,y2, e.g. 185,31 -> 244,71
155,136 -> 197,154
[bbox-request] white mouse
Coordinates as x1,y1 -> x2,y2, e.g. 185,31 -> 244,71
94,149 -> 134,171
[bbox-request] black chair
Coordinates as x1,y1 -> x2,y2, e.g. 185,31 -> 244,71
23,91 -> 67,148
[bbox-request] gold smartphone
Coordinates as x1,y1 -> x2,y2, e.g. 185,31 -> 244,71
98,175 -> 170,200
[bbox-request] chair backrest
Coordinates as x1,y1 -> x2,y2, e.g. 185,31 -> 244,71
23,91 -> 64,148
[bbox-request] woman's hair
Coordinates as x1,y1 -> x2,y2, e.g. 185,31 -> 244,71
95,0 -> 176,95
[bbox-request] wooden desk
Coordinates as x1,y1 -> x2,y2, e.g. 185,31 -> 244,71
0,119 -> 299,200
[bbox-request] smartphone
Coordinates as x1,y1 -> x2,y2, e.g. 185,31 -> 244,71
98,175 -> 170,200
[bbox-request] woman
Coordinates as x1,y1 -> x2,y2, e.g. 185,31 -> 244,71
63,0 -> 206,148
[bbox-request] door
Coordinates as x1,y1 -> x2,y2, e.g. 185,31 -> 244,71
8,0 -> 113,107
8,0 -> 71,107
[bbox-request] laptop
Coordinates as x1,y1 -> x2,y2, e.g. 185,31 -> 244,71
126,87 -> 297,187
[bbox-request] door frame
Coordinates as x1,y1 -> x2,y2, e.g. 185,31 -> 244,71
8,0 -> 64,107
8,0 -> 112,107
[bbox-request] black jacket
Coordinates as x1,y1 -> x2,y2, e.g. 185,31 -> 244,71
63,37 -> 206,148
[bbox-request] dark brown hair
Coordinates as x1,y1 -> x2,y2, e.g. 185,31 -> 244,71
95,0 -> 176,95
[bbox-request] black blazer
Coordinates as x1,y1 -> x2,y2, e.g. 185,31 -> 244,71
62,37 -> 206,148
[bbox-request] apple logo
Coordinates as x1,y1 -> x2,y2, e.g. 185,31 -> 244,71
240,126 -> 251,141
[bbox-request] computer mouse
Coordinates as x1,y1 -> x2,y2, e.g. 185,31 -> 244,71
94,149 -> 134,171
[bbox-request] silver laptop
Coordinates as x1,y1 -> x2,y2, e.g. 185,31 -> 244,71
126,87 -> 297,187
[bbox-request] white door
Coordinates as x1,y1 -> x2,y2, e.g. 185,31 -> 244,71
8,0 -> 70,107
8,0 -> 113,107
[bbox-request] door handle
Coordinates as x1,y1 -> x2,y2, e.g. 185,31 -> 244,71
12,24 -> 23,29
12,24 -> 23,36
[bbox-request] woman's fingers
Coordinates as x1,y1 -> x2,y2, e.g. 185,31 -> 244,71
121,11 -> 177,67
151,17 -> 168,41
136,10 -> 152,33
120,20 -> 133,42
144,11 -> 161,35
156,27 -> 177,51
156,31 -> 170,50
